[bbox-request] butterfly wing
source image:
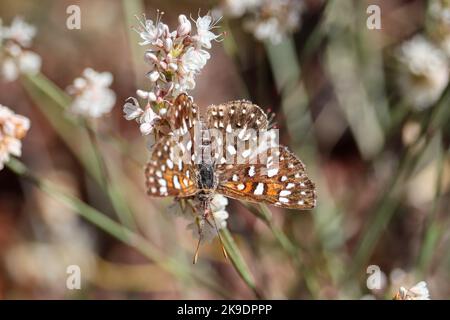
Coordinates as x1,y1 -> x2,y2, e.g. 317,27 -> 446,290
205,100 -> 269,131
145,136 -> 198,198
204,100 -> 270,165
205,101 -> 315,209
216,146 -> 316,209
164,93 -> 199,137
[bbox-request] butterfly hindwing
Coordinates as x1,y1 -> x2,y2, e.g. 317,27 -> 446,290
216,146 -> 316,209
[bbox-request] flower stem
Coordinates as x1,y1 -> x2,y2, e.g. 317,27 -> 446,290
416,133 -> 446,274
245,202 -> 319,298
83,119 -> 137,231
220,228 -> 264,299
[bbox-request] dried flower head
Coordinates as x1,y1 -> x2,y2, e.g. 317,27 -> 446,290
0,105 -> 30,170
396,35 -> 449,110
67,68 -> 116,118
0,17 -> 41,81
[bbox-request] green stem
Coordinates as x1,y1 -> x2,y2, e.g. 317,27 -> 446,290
84,120 -> 137,231
416,134 -> 446,274
220,228 -> 264,299
244,203 -> 319,298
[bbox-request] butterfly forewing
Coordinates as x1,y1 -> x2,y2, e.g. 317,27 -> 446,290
165,93 -> 199,136
145,136 -> 198,198
205,101 -> 270,165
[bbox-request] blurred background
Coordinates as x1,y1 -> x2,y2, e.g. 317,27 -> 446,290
0,0 -> 449,299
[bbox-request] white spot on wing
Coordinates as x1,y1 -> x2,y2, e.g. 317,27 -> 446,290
267,168 -> 278,177
227,145 -> 236,155
279,197 -> 289,203
173,176 -> 181,189
254,183 -> 264,195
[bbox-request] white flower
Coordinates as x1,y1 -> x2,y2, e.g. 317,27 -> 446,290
139,107 -> 161,135
123,97 -> 144,120
67,68 -> 116,118
0,105 -> 30,170
395,281 -> 430,300
3,16 -> 36,47
18,50 -> 41,75
193,15 -> 220,49
219,0 -> 303,45
177,14 -> 191,37
250,17 -> 283,44
219,0 -> 263,17
182,47 -> 211,72
136,18 -> 167,47
396,35 -> 449,110
0,17 -> 41,82
1,58 -> 19,81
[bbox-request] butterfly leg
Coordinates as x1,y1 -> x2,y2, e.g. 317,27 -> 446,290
192,205 -> 208,264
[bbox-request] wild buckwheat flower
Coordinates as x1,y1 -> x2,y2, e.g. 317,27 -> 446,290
0,17 -> 41,81
67,68 -> 116,118
394,281 -> 430,300
0,105 -> 30,170
123,11 -> 221,136
216,0 -> 303,44
187,195 -> 229,242
396,35 -> 449,110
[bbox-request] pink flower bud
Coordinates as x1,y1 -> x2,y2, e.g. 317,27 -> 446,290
147,71 -> 160,82
177,14 -> 191,37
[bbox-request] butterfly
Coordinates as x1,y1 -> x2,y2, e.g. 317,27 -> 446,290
145,94 -> 316,262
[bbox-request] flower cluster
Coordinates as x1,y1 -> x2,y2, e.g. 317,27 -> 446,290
215,0 -> 304,44
0,17 -> 41,81
67,68 -> 116,118
123,11 -> 221,136
394,281 -> 430,300
395,0 -> 450,111
396,35 -> 449,110
0,105 -> 30,170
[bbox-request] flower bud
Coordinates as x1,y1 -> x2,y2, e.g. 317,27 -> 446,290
145,52 -> 158,64
177,14 -> 191,37
147,70 -> 160,82
136,89 -> 149,99
164,37 -> 173,51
